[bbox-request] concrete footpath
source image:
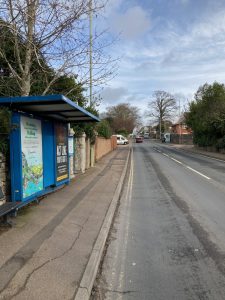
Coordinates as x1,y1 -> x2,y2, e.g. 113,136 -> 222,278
0,146 -> 130,300
169,143 -> 225,161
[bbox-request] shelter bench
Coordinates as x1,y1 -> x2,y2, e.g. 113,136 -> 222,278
0,187 -> 19,226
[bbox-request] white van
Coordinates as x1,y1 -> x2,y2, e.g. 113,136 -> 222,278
114,135 -> 129,145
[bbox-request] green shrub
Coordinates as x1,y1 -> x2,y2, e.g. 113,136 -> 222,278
0,136 -> 8,154
216,136 -> 225,150
116,128 -> 128,137
0,108 -> 10,155
96,120 -> 112,139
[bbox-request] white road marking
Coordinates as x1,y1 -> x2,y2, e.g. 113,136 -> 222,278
116,147 -> 134,300
170,157 -> 183,165
177,148 -> 225,163
107,149 -> 134,300
186,166 -> 211,180
155,147 -> 211,180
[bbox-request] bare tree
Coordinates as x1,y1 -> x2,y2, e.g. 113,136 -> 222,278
0,0 -> 116,96
148,90 -> 177,137
105,103 -> 141,134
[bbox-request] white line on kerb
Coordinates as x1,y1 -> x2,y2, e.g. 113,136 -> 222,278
160,151 -> 211,180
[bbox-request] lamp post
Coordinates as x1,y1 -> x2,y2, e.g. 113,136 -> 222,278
179,99 -> 181,144
89,0 -> 93,107
159,115 -> 162,140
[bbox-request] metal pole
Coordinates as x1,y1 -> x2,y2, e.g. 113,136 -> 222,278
89,0 -> 93,107
179,99 -> 181,144
159,117 -> 161,140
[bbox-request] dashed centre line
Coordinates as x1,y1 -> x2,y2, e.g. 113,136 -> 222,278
154,147 -> 211,180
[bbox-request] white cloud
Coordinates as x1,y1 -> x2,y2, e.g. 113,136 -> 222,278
98,1 -> 225,121
109,6 -> 151,39
102,0 -> 122,17
191,12 -> 225,40
101,86 -> 128,103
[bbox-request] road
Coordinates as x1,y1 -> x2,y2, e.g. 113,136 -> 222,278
92,141 -> 225,300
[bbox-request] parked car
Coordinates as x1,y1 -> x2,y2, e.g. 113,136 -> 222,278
135,136 -> 143,143
114,134 -> 129,145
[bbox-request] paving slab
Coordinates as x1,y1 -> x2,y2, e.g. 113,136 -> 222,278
0,146 -> 130,300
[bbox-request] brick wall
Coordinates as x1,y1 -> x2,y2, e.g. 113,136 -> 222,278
85,138 -> 90,169
170,134 -> 193,145
111,135 -> 117,150
95,136 -> 117,161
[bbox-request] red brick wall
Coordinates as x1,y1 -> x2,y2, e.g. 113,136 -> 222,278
95,136 -> 117,161
172,124 -> 192,135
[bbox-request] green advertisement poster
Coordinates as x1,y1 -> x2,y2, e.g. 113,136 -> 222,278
21,116 -> 43,198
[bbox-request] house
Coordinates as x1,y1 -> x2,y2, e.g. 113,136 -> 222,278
170,123 -> 193,145
171,123 -> 192,135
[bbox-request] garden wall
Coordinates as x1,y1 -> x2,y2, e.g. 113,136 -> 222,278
95,136 -> 117,161
170,134 -> 193,145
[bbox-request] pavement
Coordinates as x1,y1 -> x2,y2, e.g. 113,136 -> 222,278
0,141 -> 224,300
0,146 -> 130,300
168,143 -> 225,161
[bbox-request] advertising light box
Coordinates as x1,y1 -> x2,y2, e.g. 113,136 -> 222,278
10,113 -> 69,202
55,123 -> 69,182
21,116 -> 43,198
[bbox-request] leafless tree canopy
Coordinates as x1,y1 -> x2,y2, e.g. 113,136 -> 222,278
0,0 -> 116,96
148,90 -> 177,135
148,90 -> 177,120
106,103 -> 141,134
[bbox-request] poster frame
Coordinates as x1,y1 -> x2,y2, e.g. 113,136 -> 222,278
54,122 -> 69,186
10,112 -> 70,202
68,136 -> 74,156
20,115 -> 44,199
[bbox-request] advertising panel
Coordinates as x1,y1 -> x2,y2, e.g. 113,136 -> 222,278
21,116 -> 43,198
68,136 -> 74,155
55,123 -> 68,181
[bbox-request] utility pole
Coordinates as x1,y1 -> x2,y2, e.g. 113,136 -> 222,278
159,116 -> 162,140
179,99 -> 181,144
89,0 -> 93,107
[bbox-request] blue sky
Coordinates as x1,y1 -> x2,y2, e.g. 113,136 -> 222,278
96,0 -> 225,121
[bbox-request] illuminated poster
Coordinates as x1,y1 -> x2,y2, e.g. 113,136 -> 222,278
55,123 -> 68,181
21,116 -> 43,198
68,137 -> 74,155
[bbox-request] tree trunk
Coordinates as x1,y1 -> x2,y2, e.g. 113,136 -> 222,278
21,74 -> 31,96
20,1 -> 37,96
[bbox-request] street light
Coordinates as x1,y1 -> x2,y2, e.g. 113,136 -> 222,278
179,99 -> 181,144
89,0 -> 93,107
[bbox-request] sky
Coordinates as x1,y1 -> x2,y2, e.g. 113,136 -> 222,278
94,0 -> 225,123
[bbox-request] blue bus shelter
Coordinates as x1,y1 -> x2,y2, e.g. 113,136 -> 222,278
0,95 -> 99,205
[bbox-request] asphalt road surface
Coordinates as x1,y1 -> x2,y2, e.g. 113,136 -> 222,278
92,141 -> 225,300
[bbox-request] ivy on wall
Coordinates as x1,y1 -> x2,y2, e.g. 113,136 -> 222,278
0,107 -> 11,155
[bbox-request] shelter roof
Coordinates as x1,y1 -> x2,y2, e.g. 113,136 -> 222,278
0,95 -> 99,123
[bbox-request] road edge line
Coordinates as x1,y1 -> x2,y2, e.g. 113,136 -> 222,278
74,147 -> 131,300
